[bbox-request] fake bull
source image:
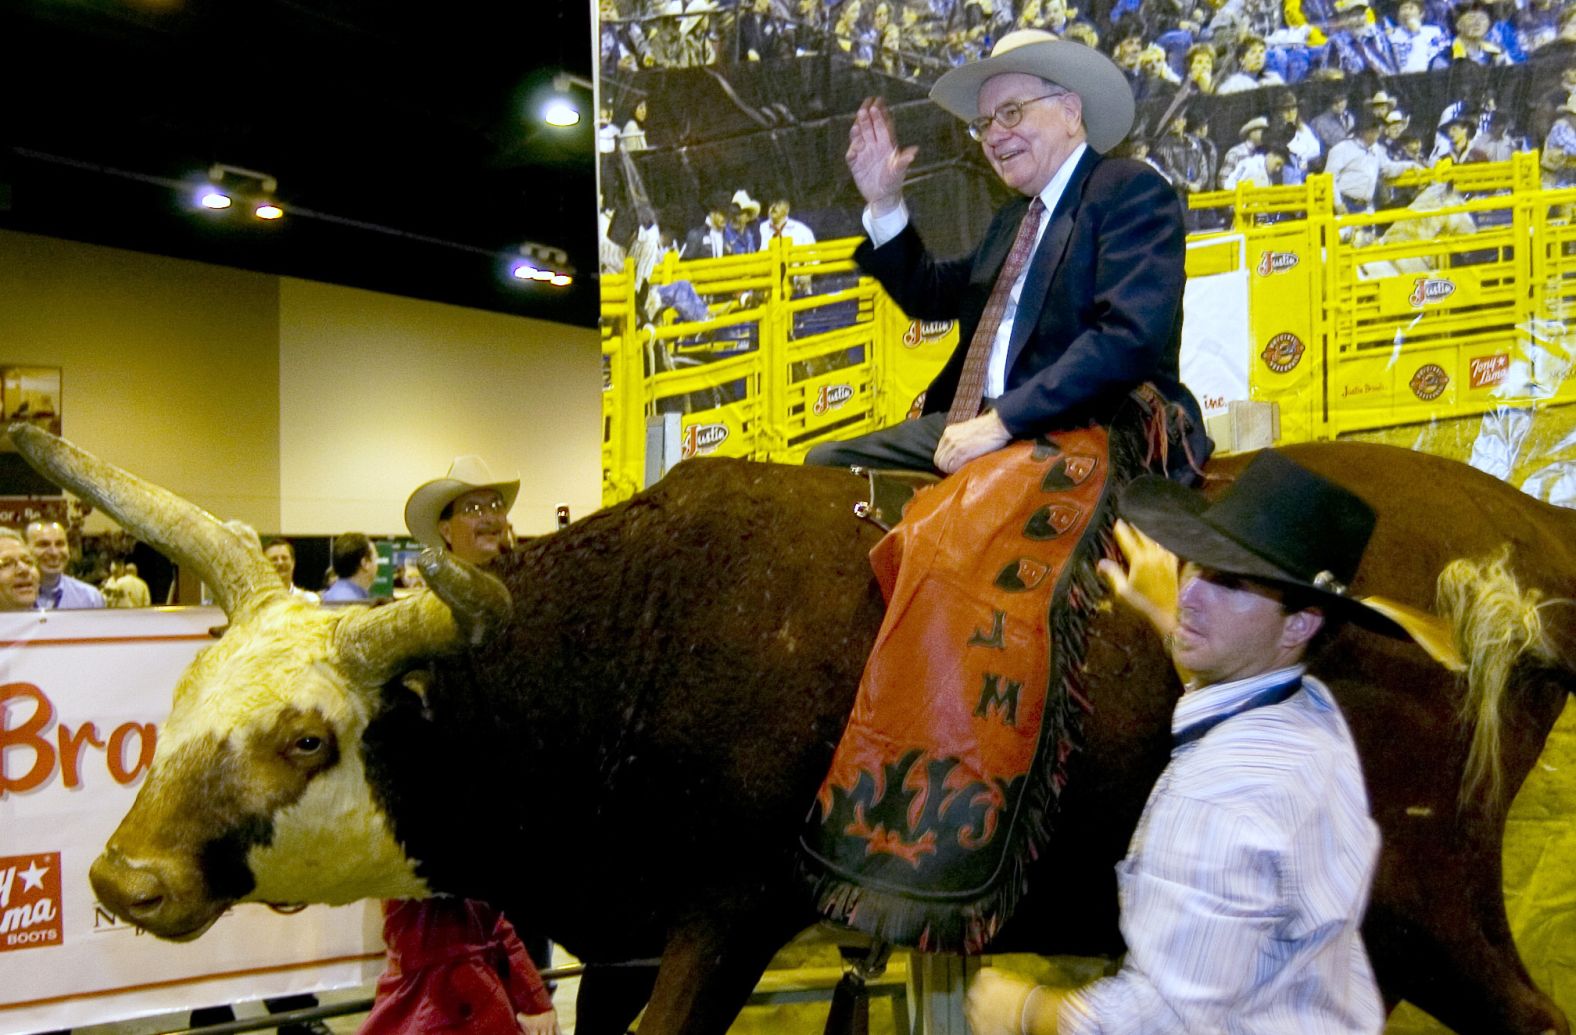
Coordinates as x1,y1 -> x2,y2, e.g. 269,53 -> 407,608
13,424 -> 1575,1035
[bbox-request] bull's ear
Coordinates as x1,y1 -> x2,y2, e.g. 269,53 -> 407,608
9,424 -> 281,616
331,553 -> 511,690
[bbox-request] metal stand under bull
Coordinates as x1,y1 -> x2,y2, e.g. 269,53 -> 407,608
908,952 -> 976,1035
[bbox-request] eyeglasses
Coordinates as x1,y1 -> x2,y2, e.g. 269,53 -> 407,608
967,92 -> 1066,141
0,555 -> 38,574
455,497 -> 507,517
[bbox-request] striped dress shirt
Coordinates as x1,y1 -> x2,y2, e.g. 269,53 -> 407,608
1061,666 -> 1384,1034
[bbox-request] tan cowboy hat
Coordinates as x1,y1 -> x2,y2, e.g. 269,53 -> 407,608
404,456 -> 521,550
1239,116 -> 1270,136
930,29 -> 1135,152
731,189 -> 761,215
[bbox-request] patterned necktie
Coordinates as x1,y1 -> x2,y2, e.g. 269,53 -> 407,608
947,197 -> 1046,425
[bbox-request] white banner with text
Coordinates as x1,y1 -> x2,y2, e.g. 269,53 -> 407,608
0,607 -> 383,1034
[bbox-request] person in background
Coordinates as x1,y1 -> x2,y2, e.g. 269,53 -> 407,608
25,519 -> 104,609
758,197 -> 818,246
1219,115 -> 1270,187
727,190 -> 763,253
684,195 -> 731,259
1428,0 -> 1510,68
103,560 -> 152,608
1389,0 -> 1448,71
966,451 -> 1388,1034
320,532 -> 378,602
263,537 -> 321,604
1311,92 -> 1356,150
1272,91 -> 1323,174
1216,36 -> 1285,92
357,456 -> 559,1035
0,531 -> 41,611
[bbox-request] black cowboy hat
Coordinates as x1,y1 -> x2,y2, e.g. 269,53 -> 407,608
1119,450 -> 1404,635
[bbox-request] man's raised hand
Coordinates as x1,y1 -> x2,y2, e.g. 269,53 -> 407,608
847,97 -> 917,216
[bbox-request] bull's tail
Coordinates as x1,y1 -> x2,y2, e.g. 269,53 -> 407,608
1437,549 -> 1562,809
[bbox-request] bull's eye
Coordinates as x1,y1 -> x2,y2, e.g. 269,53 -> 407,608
292,736 -> 324,755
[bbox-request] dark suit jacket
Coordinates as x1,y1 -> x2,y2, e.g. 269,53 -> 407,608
855,148 -> 1211,467
684,226 -> 728,260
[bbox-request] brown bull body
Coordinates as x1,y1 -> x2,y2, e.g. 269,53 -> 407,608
27,429 -> 1574,1035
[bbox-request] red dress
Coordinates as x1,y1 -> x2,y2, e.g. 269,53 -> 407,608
359,899 -> 553,1034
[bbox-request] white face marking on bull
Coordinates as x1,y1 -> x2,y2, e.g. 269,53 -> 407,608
94,595 -> 428,935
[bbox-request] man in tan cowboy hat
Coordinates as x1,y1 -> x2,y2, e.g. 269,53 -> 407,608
967,450 -> 1388,1033
404,455 -> 521,568
805,29 -> 1210,479
369,457 -> 561,1035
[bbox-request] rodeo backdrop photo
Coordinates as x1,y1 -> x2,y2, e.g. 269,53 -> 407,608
1,0 -> 1575,1034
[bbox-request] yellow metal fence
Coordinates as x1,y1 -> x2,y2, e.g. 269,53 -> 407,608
1193,150 -> 1576,444
601,237 -> 956,503
602,153 -> 1576,503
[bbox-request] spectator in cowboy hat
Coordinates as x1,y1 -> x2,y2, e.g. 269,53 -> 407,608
359,456 -> 560,1035
1219,115 -> 1270,187
968,450 -> 1390,1034
806,28 -> 1210,477
726,189 -> 762,253
404,455 -> 521,566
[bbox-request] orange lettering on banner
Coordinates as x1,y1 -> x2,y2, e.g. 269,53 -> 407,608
108,724 -> 157,785
0,683 -> 56,796
0,682 -> 158,796
58,723 -> 104,788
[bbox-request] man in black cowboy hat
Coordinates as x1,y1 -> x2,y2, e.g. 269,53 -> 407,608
804,28 -> 1210,479
967,450 -> 1386,1034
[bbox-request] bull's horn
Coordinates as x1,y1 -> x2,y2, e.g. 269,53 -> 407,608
332,550 -> 511,687
9,424 -> 281,615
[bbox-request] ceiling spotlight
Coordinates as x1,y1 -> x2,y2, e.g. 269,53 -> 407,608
509,243 -> 576,288
544,99 -> 580,127
195,163 -> 282,220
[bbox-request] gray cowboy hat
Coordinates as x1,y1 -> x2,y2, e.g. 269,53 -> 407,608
404,455 -> 521,551
930,29 -> 1136,153
1118,450 -> 1404,635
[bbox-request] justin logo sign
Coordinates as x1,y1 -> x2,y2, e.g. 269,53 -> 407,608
1256,251 -> 1299,276
680,423 -> 729,459
813,384 -> 853,415
0,852 -> 62,951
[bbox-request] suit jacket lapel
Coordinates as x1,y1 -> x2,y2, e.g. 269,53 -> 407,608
1006,149 -> 1100,371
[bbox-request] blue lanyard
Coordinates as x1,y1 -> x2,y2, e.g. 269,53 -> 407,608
1173,678 -> 1303,748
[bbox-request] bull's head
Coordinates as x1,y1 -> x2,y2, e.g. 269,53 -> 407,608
11,425 -> 511,939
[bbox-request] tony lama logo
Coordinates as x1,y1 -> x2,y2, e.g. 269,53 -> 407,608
1410,363 -> 1450,401
1260,332 -> 1306,374
0,853 -> 62,951
813,383 -> 854,415
681,422 -> 729,459
1256,250 -> 1300,276
1408,277 -> 1456,308
902,320 -> 954,347
1470,353 -> 1509,390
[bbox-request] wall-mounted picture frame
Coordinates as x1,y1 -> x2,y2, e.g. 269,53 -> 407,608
1,365 -> 63,440
0,365 -> 65,494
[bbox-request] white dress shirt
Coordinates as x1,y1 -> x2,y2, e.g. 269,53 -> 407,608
1060,666 -> 1384,1035
862,143 -> 1088,399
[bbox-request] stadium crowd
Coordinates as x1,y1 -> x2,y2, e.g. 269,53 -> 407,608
599,0 -> 1576,232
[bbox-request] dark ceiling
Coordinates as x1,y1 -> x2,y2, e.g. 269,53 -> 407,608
4,0 -> 598,326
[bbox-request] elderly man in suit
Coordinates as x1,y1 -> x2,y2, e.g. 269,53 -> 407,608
805,29 -> 1210,477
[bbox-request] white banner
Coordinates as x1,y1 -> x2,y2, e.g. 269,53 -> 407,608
0,607 -> 384,1034
1180,234 -> 1253,421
